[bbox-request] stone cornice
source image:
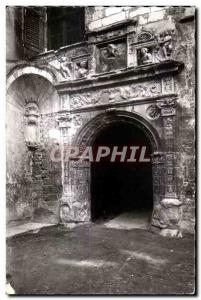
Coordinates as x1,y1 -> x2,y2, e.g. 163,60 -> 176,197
55,60 -> 184,94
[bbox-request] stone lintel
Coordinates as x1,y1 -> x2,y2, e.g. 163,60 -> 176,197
59,93 -> 177,114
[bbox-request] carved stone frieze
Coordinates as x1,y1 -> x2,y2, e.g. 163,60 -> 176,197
70,80 -> 163,109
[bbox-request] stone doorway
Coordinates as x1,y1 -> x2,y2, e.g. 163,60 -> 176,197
90,122 -> 153,226
61,111 -> 162,230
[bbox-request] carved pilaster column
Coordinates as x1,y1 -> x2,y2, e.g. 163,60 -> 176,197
157,98 -> 178,199
151,152 -> 165,205
57,112 -> 72,224
154,98 -> 182,237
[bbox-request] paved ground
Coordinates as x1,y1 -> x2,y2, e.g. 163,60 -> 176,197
7,224 -> 195,295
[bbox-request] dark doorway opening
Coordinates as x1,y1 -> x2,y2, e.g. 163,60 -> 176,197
91,122 -> 153,222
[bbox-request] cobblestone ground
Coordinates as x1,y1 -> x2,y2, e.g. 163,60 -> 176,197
7,224 -> 195,295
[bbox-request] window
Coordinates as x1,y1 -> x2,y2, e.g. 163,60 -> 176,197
47,7 -> 85,50
24,7 -> 46,55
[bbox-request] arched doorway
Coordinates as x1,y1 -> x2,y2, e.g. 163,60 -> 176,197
62,110 -> 162,226
90,121 -> 153,223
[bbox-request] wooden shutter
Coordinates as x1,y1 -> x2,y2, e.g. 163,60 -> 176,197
24,7 -> 45,57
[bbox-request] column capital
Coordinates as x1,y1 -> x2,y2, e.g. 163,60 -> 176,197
157,98 -> 177,116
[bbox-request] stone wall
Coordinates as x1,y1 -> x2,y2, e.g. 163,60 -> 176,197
6,74 -> 62,223
6,7 -> 24,61
84,6 -> 195,233
86,7 -> 174,31
173,9 -> 195,232
6,6 -> 195,234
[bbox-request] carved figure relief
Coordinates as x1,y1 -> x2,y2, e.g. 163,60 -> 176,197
50,56 -> 73,80
134,30 -> 174,66
96,40 -> 127,73
74,60 -> 88,79
24,101 -> 40,149
140,47 -> 153,65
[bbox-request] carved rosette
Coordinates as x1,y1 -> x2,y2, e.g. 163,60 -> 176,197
146,104 -> 161,120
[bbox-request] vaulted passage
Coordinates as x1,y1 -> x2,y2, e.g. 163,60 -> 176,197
91,122 -> 153,222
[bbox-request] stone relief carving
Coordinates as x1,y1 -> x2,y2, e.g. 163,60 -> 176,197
163,117 -> 174,138
151,152 -> 165,164
132,30 -> 174,66
137,31 -> 153,42
57,112 -> 72,128
157,98 -> 177,116
49,56 -> 73,80
74,59 -> 88,79
96,40 -> 127,73
140,47 -> 154,65
162,77 -> 174,94
155,30 -> 173,61
70,81 -> 162,109
24,101 -> 40,149
73,115 -> 84,127
146,104 -> 161,120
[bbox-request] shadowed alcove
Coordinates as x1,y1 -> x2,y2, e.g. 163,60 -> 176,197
91,122 -> 153,222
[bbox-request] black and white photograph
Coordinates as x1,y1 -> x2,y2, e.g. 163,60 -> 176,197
5,4 -> 196,295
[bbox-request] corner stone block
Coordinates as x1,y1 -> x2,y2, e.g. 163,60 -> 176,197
88,19 -> 102,31
101,11 -> 126,27
148,10 -> 166,23
129,7 -> 150,18
105,7 -> 123,17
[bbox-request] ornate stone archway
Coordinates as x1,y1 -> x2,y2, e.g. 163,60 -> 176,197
59,109 -> 182,237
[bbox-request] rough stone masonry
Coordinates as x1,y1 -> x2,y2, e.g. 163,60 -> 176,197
6,6 -> 195,237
